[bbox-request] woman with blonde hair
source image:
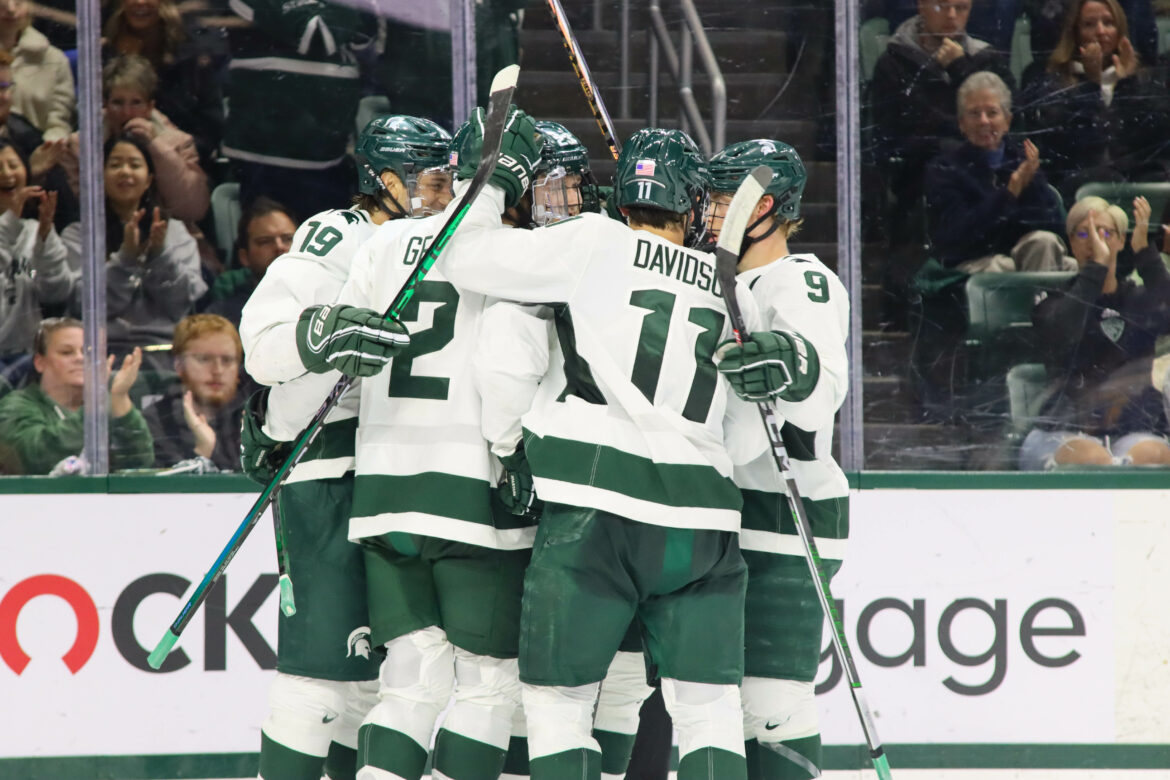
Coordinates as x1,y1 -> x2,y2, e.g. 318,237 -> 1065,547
1021,194 -> 1170,469
1020,0 -> 1170,198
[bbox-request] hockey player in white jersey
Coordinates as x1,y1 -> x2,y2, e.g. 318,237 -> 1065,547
441,119 -> 761,780
237,114 -> 449,780
333,109 -> 545,780
708,140 -> 850,780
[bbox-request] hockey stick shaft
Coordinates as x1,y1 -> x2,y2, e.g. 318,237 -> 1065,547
546,0 -> 620,161
147,65 -> 522,670
714,168 -> 892,779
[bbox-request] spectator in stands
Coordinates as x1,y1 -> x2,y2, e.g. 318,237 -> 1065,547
61,134 -> 205,366
142,313 -> 243,470
0,0 -> 72,141
925,71 -> 1075,271
223,0 -> 370,220
0,317 -> 153,474
0,139 -> 71,373
0,49 -> 74,228
1020,0 -> 1170,199
864,0 -> 1024,51
205,196 -> 294,328
872,0 -> 1015,235
63,55 -> 210,224
103,0 -> 227,165
1023,0 -> 1158,64
1022,195 -> 1170,468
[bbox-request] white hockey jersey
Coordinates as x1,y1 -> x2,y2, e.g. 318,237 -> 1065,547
442,184 -> 760,533
337,213 -> 536,550
729,253 -> 851,561
239,207 -> 376,483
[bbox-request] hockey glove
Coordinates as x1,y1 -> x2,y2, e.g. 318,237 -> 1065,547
296,304 -> 410,378
454,105 -> 542,208
715,330 -> 820,403
240,388 -> 291,486
496,446 -> 544,521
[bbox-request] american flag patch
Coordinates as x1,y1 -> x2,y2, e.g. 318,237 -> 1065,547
448,151 -> 459,166
635,159 -> 656,176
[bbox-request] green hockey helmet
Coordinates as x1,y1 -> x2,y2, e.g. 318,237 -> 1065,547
533,120 -> 600,218
708,139 -> 806,220
615,128 -> 709,245
355,114 -> 451,196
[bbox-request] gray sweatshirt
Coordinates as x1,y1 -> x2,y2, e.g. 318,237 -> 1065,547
0,210 -> 73,356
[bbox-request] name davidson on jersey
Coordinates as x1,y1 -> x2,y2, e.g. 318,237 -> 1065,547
632,238 -> 722,299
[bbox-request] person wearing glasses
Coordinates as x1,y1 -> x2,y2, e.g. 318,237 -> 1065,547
1021,195 -> 1170,469
141,313 -> 245,469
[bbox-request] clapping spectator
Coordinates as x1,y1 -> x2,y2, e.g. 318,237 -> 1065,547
61,134 -> 205,366
925,71 -> 1075,271
0,0 -> 73,141
0,139 -> 70,372
104,0 -> 227,165
0,318 -> 153,474
1020,0 -> 1170,198
1021,195 -> 1170,468
872,0 -> 1015,250
142,313 -> 244,470
205,196 -> 295,328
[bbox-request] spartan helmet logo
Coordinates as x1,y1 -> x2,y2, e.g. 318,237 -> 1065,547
346,626 -> 372,660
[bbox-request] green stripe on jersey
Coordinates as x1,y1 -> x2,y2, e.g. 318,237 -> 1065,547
301,416 -> 357,463
526,432 -> 742,511
351,472 -> 492,525
741,488 -> 848,539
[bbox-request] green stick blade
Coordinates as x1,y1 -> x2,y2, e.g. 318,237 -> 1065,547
873,753 -> 893,779
148,629 -> 179,670
279,574 -> 296,617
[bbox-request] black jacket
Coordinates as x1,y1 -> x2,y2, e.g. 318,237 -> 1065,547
1034,246 -> 1170,435
1020,62 -> 1170,194
141,383 -> 244,471
871,17 -> 1014,196
925,139 -> 1065,267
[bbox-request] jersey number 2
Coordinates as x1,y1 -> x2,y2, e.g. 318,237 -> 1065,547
387,280 -> 459,400
629,289 -> 725,423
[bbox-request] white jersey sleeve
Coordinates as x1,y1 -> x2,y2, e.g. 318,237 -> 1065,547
474,302 -> 553,458
240,208 -> 376,385
741,254 -> 849,432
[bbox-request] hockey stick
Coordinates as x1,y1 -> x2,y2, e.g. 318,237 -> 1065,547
546,0 -> 620,161
715,166 -> 893,780
146,64 -> 522,670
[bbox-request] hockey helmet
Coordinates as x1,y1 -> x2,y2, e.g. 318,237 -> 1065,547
708,139 -> 806,220
532,120 -> 601,220
615,128 -> 709,245
355,114 -> 451,197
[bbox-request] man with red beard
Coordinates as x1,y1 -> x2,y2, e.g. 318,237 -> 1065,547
142,312 -> 246,470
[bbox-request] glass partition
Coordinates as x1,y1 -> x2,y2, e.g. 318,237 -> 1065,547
858,0 -> 1170,470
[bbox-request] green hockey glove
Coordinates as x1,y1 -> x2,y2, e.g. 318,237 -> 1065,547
240,388 -> 291,486
453,105 -> 542,208
715,330 -> 820,403
496,446 -> 544,521
296,304 -> 410,378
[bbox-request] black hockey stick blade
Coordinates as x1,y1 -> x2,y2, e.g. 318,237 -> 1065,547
147,68 -> 521,671
713,164 -> 772,339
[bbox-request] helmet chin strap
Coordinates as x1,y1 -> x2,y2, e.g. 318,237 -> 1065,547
356,156 -> 410,220
739,207 -> 781,254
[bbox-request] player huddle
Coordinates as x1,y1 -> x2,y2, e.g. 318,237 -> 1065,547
237,99 -> 850,780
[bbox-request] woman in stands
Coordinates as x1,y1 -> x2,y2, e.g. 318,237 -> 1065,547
0,0 -> 73,141
1022,195 -> 1170,469
61,133 -> 205,369
0,317 -> 153,474
0,139 -> 71,371
1020,0 -> 1170,200
103,0 -> 226,165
